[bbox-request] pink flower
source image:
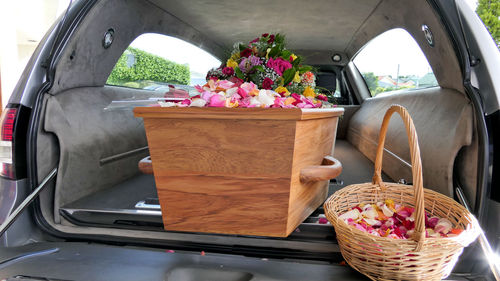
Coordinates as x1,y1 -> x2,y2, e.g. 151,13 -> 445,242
262,78 -> 273,89
240,82 -> 257,94
195,85 -> 204,93
201,91 -> 213,102
208,95 -> 225,107
290,93 -> 303,106
316,94 -> 328,101
229,77 -> 244,87
237,87 -> 248,98
318,218 -> 328,224
434,218 -> 452,234
267,34 -> 275,44
297,103 -> 314,108
239,56 -> 261,73
426,217 -> 439,228
266,57 -> 292,76
222,67 -> 234,76
217,80 -> 234,90
272,97 -> 284,108
239,97 -> 251,107
181,99 -> 191,105
240,48 -> 252,58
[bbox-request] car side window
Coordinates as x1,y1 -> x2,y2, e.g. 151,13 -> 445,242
353,28 -> 438,97
106,33 -> 221,90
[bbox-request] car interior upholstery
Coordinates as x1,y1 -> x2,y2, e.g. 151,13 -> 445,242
35,0 -> 478,251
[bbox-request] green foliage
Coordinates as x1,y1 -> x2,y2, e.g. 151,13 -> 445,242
361,72 -> 378,92
235,67 -> 244,79
476,0 -> 500,48
107,47 -> 190,86
282,68 -> 296,86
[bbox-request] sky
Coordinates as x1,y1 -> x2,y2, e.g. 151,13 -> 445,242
353,28 -> 434,78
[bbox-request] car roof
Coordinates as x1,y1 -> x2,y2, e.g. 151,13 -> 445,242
148,0 -> 379,53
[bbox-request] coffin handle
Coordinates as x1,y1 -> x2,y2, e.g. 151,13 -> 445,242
300,156 -> 342,183
138,156 -> 154,174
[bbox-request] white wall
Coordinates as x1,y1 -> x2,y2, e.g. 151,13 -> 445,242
0,0 -> 69,108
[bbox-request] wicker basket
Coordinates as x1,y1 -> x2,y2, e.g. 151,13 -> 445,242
324,105 -> 480,281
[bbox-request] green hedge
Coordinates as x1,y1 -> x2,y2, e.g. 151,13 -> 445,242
107,47 -> 190,86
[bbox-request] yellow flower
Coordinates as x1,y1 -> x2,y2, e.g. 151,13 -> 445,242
303,86 -> 316,98
225,98 -> 239,108
274,86 -> 290,96
290,54 -> 297,61
226,58 -> 238,69
249,89 -> 259,96
266,48 -> 271,59
231,53 -> 240,60
293,71 -> 301,83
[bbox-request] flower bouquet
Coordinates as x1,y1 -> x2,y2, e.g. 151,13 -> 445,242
158,33 -> 333,109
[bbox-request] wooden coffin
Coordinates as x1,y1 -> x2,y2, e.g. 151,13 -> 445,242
134,107 -> 344,237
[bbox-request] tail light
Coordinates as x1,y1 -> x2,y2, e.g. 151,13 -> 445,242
0,108 -> 18,179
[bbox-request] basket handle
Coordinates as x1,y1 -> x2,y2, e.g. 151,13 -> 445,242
371,105 -> 426,251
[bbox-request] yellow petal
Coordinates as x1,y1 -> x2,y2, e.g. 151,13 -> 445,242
302,86 -> 316,98
293,71 -> 301,83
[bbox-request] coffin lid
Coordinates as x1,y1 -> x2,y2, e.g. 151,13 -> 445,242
134,107 -> 344,121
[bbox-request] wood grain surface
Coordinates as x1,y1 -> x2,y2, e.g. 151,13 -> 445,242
134,106 -> 343,121
286,117 -> 339,235
136,107 -> 344,237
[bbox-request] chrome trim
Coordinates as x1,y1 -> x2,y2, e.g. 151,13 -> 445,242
0,168 -> 57,237
134,201 -> 161,210
99,146 -> 148,165
62,207 -> 161,217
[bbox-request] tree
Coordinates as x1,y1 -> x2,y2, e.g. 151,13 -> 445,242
476,0 -> 500,49
362,72 -> 378,92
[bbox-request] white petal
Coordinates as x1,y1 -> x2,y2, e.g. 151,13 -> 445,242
158,101 -> 178,107
189,99 -> 207,107
382,204 -> 394,217
339,209 -> 361,221
226,87 -> 237,95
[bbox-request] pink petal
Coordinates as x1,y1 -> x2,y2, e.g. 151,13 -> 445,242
318,218 -> 328,224
208,95 -> 225,107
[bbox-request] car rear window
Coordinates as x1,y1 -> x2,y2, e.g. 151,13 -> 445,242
106,33 -> 221,90
353,28 -> 439,97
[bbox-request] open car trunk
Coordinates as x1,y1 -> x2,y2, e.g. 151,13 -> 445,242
34,81 -> 477,264
7,0 -> 491,279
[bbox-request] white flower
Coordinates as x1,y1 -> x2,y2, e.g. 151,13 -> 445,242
381,204 -> 394,217
256,90 -> 277,107
189,98 -> 207,107
226,87 -> 238,96
361,205 -> 378,220
249,97 -> 262,107
364,218 -> 382,226
339,209 -> 360,221
158,101 -> 178,107
435,218 -> 453,234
